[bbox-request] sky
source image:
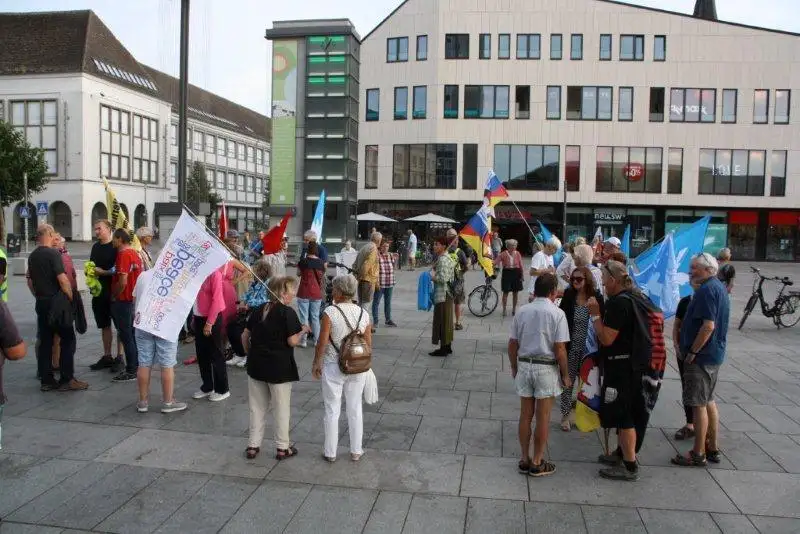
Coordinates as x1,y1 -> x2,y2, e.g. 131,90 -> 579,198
3,0 -> 798,116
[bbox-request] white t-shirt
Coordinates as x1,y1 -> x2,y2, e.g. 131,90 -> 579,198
555,254 -> 575,290
323,302 -> 371,364
408,234 -> 418,254
133,269 -> 154,303
509,297 -> 570,361
528,251 -> 554,294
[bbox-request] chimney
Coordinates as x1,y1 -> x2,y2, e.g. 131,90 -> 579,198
693,0 -> 718,21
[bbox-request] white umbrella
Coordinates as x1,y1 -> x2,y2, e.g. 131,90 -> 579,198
404,213 -> 457,224
357,211 -> 397,222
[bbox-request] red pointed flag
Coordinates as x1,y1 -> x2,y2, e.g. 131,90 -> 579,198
218,202 -> 229,240
262,211 -> 292,254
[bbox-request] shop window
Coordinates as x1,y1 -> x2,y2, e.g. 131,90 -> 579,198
767,211 -> 799,261
628,209 -> 656,257
698,148 -> 766,196
770,150 -> 787,197
649,87 -> 665,122
728,211 -> 758,260
515,86 -> 530,119
596,146 -> 662,193
565,145 -> 580,191
667,148 -> 683,194
494,144 -> 560,191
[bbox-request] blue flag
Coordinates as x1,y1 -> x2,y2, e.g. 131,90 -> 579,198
631,233 -> 682,318
537,220 -> 563,265
310,190 -> 326,242
621,225 -> 631,258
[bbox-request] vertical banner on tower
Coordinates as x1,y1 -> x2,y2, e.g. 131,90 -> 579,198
270,40 -> 298,206
134,211 -> 231,342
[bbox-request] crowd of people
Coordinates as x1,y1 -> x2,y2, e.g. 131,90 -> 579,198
0,218 -> 736,481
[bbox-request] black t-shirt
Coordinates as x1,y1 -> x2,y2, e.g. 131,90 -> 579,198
718,263 -> 736,288
245,302 -> 303,384
675,296 -> 692,321
0,301 -> 23,404
27,246 -> 65,299
90,241 -> 117,297
600,292 -> 634,358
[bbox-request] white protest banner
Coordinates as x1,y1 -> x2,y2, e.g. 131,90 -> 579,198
134,210 -> 231,342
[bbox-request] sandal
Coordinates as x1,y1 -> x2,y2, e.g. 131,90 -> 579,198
706,449 -> 721,464
245,447 -> 260,459
529,460 -> 557,477
276,446 -> 298,461
674,426 -> 695,440
671,450 -> 707,467
518,459 -> 531,474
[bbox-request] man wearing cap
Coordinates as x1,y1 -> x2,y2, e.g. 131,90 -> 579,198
602,237 -> 622,264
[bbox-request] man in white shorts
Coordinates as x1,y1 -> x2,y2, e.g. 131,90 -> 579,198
406,229 -> 417,270
509,273 -> 570,477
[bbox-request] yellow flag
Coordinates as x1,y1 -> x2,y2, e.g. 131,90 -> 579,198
103,178 -> 141,251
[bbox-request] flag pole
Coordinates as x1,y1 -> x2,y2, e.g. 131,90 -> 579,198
507,198 -> 543,251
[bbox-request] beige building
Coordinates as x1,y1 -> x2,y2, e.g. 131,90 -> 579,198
357,0 -> 799,261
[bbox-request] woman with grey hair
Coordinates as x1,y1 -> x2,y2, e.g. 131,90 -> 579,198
135,227 -> 154,270
312,274 -> 372,462
494,238 -> 524,316
573,244 -> 604,294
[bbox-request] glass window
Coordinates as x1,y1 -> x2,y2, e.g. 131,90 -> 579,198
394,87 -> 408,120
392,143 -> 457,189
667,148 -> 683,194
170,124 -> 177,145
13,99 -> 58,174
670,89 -> 685,121
685,89 -> 701,122
598,87 -> 612,120
770,150 -> 787,197
775,90 -> 791,124
596,146 -> 612,191
444,85 -> 459,118
550,34 -> 562,60
366,88 -> 379,121
365,145 -> 378,189
228,140 -> 236,158
515,86 -> 530,119
516,34 -> 541,59
547,86 -> 561,120
566,86 -> 581,120
701,89 -> 716,122
465,86 -> 481,118
619,87 -> 633,121
654,35 -> 666,61
413,86 -> 427,119
398,37 -> 409,61
753,90 -> 769,123
670,88 -> 716,123
386,37 -> 408,62
465,85 -> 509,119
416,35 -> 428,60
596,146 -> 662,193
565,145 -> 580,191
620,35 -> 644,60
206,134 -> 215,154
495,144 -> 560,191
699,148 -> 767,196
569,86 -> 612,120
649,87 -> 665,122
445,34 -> 469,59
599,34 -> 612,60
498,34 -> 511,59
479,34 -> 491,59
238,143 -> 246,160
722,89 -> 737,123
570,34 -> 583,59
463,144 -> 478,190
218,138 -> 226,156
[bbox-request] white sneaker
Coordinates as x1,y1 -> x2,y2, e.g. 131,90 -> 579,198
226,356 -> 246,367
236,357 -> 247,368
299,341 -> 307,348
208,391 -> 231,402
192,390 -> 211,399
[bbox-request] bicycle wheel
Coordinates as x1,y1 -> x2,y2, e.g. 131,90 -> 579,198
738,294 -> 758,330
778,294 -> 800,328
468,285 -> 498,317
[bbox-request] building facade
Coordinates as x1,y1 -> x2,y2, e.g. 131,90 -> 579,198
357,0 -> 800,261
0,10 -> 269,242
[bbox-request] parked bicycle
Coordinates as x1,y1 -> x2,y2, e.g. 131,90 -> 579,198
738,266 -> 800,330
468,274 -> 499,317
416,242 -> 435,266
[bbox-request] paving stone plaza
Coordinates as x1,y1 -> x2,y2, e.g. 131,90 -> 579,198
2,259 -> 800,533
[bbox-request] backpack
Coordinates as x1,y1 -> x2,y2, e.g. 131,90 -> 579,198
331,305 -> 372,374
618,290 -> 666,411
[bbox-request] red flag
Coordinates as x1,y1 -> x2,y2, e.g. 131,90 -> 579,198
262,211 -> 291,254
218,202 -> 228,240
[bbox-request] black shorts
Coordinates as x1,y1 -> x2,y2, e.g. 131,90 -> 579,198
600,356 -> 649,430
92,295 -> 112,329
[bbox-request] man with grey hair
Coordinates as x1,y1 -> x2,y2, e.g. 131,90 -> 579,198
528,237 -> 560,302
716,248 -> 735,294
673,253 -> 729,468
353,232 -> 382,315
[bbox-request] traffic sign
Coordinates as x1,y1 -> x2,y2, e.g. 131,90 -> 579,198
36,201 -> 48,216
19,206 -> 30,219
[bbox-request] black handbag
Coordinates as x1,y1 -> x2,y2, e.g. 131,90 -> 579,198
73,291 -> 87,334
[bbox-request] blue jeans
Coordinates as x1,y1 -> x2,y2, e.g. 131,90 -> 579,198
110,300 -> 138,374
297,298 -> 321,343
134,328 -> 178,368
372,286 -> 393,324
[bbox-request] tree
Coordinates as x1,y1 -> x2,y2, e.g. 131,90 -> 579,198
186,161 -> 221,225
0,120 -> 49,243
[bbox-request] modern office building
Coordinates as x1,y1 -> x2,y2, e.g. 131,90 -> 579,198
356,0 -> 800,261
0,10 -> 269,241
266,19 -> 360,245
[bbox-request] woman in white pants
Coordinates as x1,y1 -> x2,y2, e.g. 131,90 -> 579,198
312,274 -> 372,462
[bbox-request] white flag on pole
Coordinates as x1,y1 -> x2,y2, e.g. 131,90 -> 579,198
134,210 -> 231,342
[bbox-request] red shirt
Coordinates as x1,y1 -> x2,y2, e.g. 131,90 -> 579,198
113,247 -> 143,302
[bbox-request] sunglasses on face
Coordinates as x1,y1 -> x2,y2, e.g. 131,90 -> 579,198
571,277 -> 585,283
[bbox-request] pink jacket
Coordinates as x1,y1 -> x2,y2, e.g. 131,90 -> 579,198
196,270 -> 225,324
219,263 -> 238,323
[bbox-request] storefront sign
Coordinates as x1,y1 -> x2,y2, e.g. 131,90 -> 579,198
594,211 -> 625,222
270,40 -> 298,206
623,163 -> 644,182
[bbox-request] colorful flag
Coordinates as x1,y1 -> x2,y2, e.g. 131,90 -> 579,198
310,190 -> 326,242
460,206 -> 494,276
262,211 -> 292,254
575,353 -> 602,432
134,211 -> 231,342
218,202 -> 229,239
621,224 -> 631,257
631,232 -> 683,318
482,170 -> 508,217
103,178 -> 140,251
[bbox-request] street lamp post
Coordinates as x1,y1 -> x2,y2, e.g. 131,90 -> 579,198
176,0 -> 190,205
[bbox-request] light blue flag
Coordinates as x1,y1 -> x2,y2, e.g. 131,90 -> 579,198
310,190 -> 326,242
631,233 -> 683,319
621,225 -> 631,258
537,220 -> 563,266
